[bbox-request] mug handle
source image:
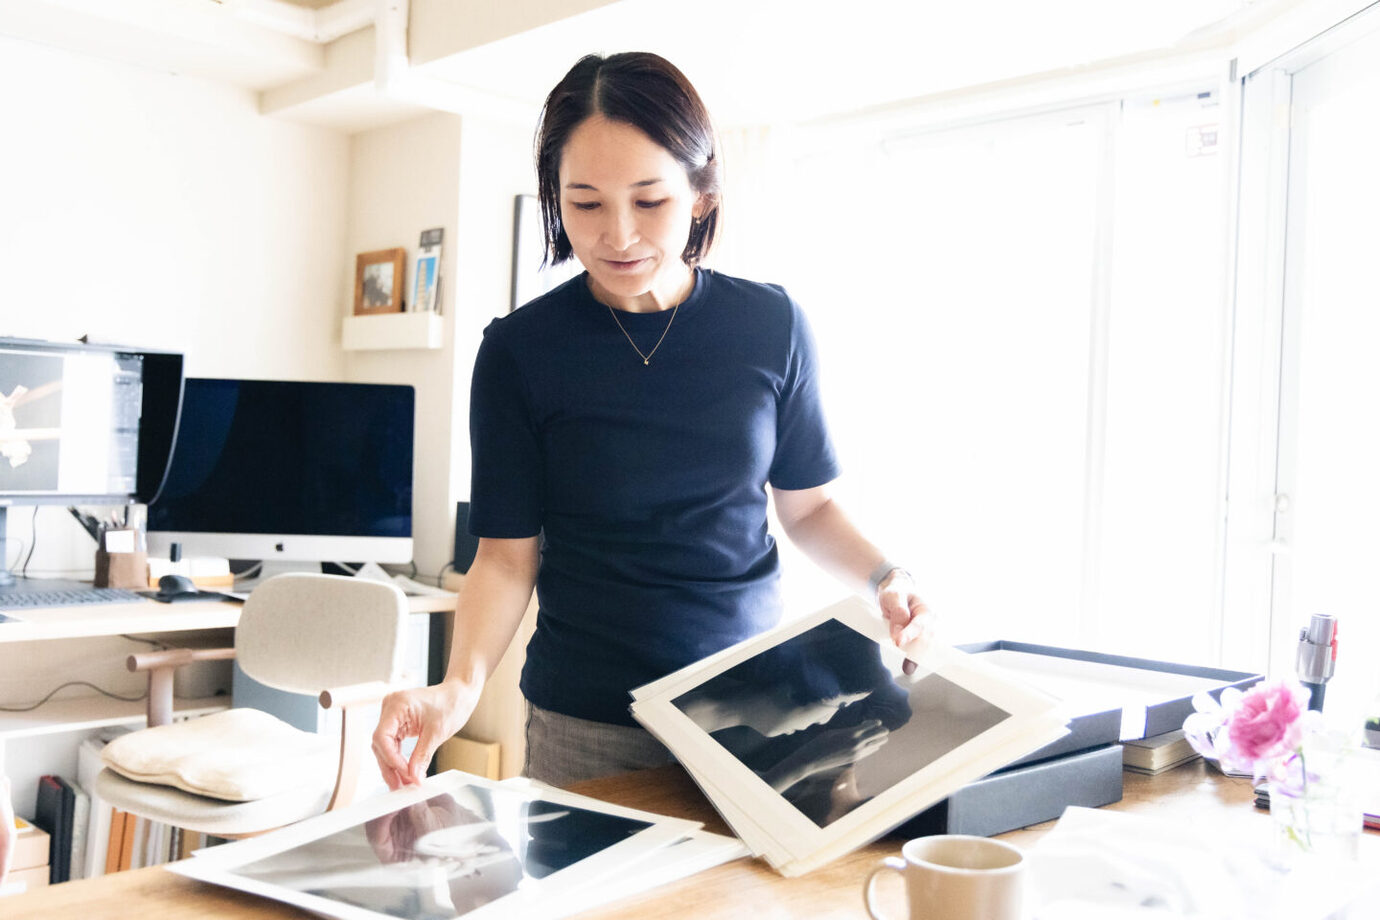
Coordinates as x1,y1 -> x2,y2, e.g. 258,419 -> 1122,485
863,856 -> 908,920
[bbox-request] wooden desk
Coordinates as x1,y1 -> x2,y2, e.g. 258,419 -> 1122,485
0,593 -> 456,645
0,592 -> 457,815
7,760 -> 1376,919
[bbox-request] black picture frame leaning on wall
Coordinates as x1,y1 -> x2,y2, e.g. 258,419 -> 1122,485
510,194 -> 581,313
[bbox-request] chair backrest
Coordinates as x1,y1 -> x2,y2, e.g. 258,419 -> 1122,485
235,573 -> 408,695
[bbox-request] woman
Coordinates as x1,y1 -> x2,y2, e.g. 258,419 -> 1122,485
1,775 -> 15,889
372,52 -> 930,790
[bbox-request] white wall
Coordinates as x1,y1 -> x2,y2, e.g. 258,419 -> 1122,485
343,111 -> 462,581
0,33 -> 350,579
449,113 -> 540,511
342,109 -> 535,581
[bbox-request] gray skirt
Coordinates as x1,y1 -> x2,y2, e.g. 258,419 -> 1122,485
523,701 -> 676,788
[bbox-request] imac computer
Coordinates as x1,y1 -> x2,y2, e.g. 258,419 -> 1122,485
0,336 -> 183,598
145,377 -> 415,586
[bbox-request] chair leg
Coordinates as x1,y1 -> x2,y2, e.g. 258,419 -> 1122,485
326,704 -> 369,811
147,666 -> 175,727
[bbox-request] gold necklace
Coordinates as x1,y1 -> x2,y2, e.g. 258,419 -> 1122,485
606,301 -> 680,366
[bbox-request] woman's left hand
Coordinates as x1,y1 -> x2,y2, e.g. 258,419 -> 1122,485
876,569 -> 933,667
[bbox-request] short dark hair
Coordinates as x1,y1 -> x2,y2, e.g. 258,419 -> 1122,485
535,52 -> 722,268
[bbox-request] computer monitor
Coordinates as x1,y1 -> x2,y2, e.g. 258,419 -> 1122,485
146,377 -> 414,580
0,336 -> 183,590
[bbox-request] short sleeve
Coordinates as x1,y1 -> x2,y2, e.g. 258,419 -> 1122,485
768,296 -> 841,490
467,324 -> 544,537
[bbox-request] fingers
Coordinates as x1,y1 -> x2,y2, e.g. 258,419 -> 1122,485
373,694 -> 421,790
878,585 -> 935,669
406,726 -> 440,787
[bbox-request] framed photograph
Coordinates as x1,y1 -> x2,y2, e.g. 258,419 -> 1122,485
630,597 -> 1070,876
354,248 -> 407,315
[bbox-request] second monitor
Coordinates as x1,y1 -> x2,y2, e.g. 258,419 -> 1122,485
146,377 -> 415,577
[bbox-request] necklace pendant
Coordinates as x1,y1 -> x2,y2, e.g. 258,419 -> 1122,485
643,358 -> 650,366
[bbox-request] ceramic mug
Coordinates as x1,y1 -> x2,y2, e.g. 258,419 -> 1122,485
863,834 -> 1025,920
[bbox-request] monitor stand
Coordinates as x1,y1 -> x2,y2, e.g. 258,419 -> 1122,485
231,560 -> 327,594
0,505 -> 14,589
0,506 -> 100,594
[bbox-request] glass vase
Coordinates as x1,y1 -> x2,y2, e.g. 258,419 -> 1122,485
1269,764 -> 1362,863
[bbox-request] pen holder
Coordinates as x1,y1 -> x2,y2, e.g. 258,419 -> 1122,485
94,528 -> 148,590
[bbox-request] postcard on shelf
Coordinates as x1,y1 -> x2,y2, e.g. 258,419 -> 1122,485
629,596 -> 1070,877
412,227 -> 443,314
172,770 -> 701,920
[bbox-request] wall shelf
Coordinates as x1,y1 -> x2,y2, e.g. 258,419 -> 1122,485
0,695 -> 229,741
342,311 -> 443,351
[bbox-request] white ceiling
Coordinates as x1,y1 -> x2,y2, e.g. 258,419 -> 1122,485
418,0 -> 1252,125
1,0 -> 1267,128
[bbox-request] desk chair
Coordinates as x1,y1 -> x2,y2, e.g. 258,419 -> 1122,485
94,573 -> 408,839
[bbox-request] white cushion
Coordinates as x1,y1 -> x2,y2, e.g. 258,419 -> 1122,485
101,707 -> 336,802
93,768 -> 333,837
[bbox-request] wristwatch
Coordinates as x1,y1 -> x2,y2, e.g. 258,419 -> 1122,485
868,561 -> 911,595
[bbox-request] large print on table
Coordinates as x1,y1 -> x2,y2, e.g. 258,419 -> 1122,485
671,617 -> 1008,828
629,597 -> 1069,876
230,785 -> 652,920
171,771 -> 704,920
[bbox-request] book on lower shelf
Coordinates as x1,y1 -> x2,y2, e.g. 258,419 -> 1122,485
34,775 -> 75,884
1122,728 -> 1202,775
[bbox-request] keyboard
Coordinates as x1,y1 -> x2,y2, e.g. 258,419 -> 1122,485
0,586 -> 144,609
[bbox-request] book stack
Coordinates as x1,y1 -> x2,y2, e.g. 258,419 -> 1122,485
25,728 -> 193,891
173,770 -> 747,920
1122,729 -> 1202,775
630,598 -> 1072,876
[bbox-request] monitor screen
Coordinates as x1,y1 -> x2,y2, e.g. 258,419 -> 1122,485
2,344 -> 139,501
1,338 -> 181,507
1,337 -> 182,590
146,378 -> 415,567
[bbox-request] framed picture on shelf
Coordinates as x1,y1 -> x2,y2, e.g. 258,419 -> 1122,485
354,248 -> 406,315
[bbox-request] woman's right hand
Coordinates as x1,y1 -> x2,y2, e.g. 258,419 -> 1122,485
372,680 -> 475,790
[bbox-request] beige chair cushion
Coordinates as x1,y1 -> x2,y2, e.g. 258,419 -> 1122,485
93,768 -> 334,837
101,707 -> 336,802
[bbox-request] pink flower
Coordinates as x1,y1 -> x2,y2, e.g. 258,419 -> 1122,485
1226,678 -> 1308,765
1183,676 -> 1315,779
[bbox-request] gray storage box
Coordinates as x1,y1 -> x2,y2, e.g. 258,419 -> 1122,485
896,743 -> 1125,839
959,640 -> 1262,767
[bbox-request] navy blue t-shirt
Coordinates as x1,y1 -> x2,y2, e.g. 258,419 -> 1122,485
468,269 -> 840,725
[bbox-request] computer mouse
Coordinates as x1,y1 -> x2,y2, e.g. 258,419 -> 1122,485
157,574 -> 198,597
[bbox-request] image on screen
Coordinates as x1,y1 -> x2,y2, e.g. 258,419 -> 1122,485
233,786 -> 653,920
672,618 -> 1010,828
0,348 -> 142,498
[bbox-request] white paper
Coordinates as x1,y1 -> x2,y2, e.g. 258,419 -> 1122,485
1028,806 -> 1378,920
103,528 -> 135,553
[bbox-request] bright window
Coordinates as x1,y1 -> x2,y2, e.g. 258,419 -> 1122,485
743,89 -> 1229,663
